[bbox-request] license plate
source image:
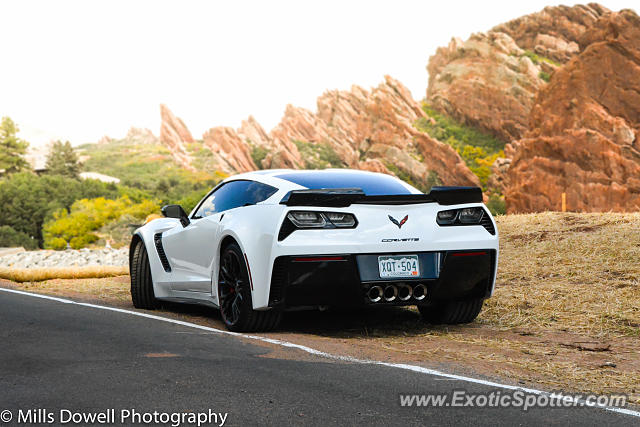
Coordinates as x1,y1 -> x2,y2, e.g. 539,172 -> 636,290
378,255 -> 420,278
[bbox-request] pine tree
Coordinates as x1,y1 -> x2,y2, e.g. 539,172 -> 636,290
45,140 -> 80,178
0,117 -> 30,174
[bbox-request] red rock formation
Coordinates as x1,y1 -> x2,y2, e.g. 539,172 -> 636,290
427,31 -> 546,142
159,79 -> 478,189
202,127 -> 256,173
492,3 -> 609,63
159,104 -> 195,171
506,9 -> 640,213
427,4 -> 610,143
268,76 -> 479,189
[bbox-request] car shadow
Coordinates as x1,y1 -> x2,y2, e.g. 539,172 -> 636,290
157,301 -> 456,339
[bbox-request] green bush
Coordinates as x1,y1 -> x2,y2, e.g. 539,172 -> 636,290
415,104 -> 506,190
96,214 -> 139,247
0,225 -> 38,249
43,196 -> 160,250
46,237 -> 68,250
539,71 -> 551,82
250,145 -> 269,169
70,234 -> 98,249
522,50 -> 560,67
486,194 -> 506,215
0,172 -> 120,246
293,140 -> 345,169
384,163 -> 441,193
177,188 -> 210,214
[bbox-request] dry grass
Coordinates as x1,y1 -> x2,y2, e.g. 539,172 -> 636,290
8,275 -> 132,303
485,212 -> 640,338
0,266 -> 129,282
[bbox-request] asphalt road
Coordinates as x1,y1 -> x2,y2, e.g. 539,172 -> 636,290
0,290 -> 636,426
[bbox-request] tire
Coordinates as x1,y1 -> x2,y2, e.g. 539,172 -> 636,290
418,298 -> 484,324
130,239 -> 159,310
218,242 -> 282,332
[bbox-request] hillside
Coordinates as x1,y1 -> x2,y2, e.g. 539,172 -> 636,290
78,127 -> 225,210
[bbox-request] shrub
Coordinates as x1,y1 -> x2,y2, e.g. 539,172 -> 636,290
415,104 -> 505,190
0,172 -> 119,246
250,145 -> 269,169
294,140 -> 345,169
43,196 -> 160,250
70,234 -> 98,249
522,50 -> 560,67
177,188 -> 210,214
486,194 -> 506,215
46,237 -> 68,251
539,71 -> 551,82
0,225 -> 38,249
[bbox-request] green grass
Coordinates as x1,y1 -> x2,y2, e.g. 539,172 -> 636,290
522,50 -> 560,67
249,144 -> 268,169
293,140 -> 345,169
486,193 -> 506,215
384,163 -> 440,193
415,104 -> 505,190
538,71 -> 551,82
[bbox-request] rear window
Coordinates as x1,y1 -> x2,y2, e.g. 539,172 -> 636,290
275,171 -> 414,195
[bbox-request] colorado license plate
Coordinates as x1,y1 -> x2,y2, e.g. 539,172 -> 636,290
378,255 -> 420,278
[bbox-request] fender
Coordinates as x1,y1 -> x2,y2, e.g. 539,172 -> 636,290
130,218 -> 180,298
215,204 -> 287,310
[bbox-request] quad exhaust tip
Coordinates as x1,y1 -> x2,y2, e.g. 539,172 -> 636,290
397,283 -> 412,301
413,284 -> 427,301
383,284 -> 398,302
368,283 -> 427,303
368,285 -> 383,303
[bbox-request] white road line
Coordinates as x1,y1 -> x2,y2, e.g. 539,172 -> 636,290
1,286 -> 639,419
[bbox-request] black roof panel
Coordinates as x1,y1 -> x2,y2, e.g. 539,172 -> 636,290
275,170 -> 415,195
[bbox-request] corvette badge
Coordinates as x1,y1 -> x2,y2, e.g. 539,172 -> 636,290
388,215 -> 408,229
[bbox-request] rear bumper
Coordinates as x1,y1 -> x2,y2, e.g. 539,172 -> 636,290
267,249 -> 496,308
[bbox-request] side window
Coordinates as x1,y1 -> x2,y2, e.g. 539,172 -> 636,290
193,180 -> 277,218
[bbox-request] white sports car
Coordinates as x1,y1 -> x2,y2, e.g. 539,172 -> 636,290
129,169 -> 498,332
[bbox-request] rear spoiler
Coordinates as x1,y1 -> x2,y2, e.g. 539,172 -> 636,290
280,186 -> 483,207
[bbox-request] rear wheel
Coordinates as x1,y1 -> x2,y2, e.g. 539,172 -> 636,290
218,242 -> 281,332
130,240 -> 159,309
418,298 -> 484,324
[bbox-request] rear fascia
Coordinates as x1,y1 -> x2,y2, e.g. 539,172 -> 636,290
268,249 -> 496,309
256,201 -> 499,309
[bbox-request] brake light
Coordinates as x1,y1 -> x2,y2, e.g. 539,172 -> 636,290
451,251 -> 487,257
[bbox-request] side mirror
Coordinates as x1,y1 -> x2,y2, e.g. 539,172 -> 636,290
161,204 -> 190,227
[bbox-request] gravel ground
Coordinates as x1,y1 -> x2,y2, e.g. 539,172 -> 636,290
0,248 -> 128,268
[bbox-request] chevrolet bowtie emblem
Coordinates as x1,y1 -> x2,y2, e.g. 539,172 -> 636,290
388,215 -> 408,229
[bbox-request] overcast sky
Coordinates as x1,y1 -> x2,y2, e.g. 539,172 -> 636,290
0,0 -> 633,147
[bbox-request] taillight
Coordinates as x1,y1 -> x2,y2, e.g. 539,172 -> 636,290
279,211 -> 358,240
287,211 -> 357,229
436,207 -> 485,226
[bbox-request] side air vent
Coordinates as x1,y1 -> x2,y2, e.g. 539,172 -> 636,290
277,217 -> 297,241
154,233 -> 172,272
480,212 -> 496,235
268,257 -> 288,306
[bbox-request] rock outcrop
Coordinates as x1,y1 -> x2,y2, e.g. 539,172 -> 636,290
491,3 -> 609,63
266,76 -> 479,189
427,4 -> 609,143
158,76 -> 479,190
202,126 -> 257,173
427,32 -> 545,142
159,104 -> 195,171
506,9 -> 640,213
